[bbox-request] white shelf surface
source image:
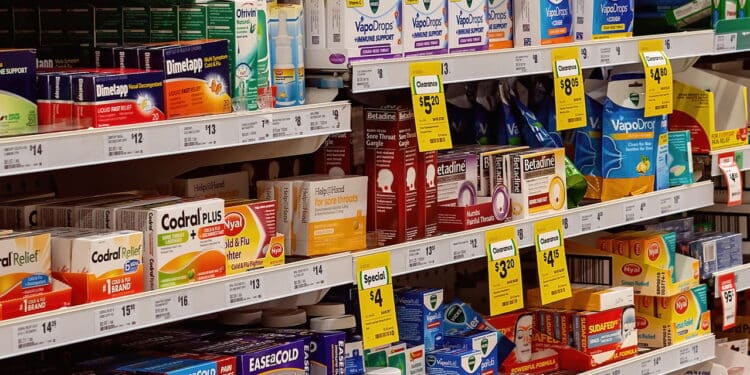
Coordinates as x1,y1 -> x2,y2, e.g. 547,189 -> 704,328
710,145 -> 750,177
714,263 -> 750,295
0,102 -> 351,177
0,253 -> 353,360
354,181 -> 715,276
350,30 -> 714,93
579,335 -> 716,375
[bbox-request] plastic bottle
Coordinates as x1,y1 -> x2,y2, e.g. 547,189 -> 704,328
273,10 -> 297,107
296,27 -> 306,105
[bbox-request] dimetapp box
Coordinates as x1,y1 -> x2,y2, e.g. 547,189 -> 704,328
0,232 -> 52,301
51,230 -> 143,305
72,70 -> 166,128
141,39 -> 232,119
513,0 -> 573,46
118,199 -> 225,290
327,0 -> 403,61
365,106 -> 422,246
449,0 -> 488,52
224,199 -> 284,273
37,72 -> 75,132
403,0 -> 449,56
0,49 -> 37,136
396,288 -> 445,351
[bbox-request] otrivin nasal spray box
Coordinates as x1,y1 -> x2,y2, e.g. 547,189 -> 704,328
403,0 -> 449,56
118,199 -> 225,290
444,330 -> 499,375
51,230 -> 143,305
327,0 -> 403,61
425,348 -> 483,375
0,232 -> 52,301
513,0 -> 573,46
141,39 -> 232,119
449,0 -> 488,52
396,288 -> 445,351
573,0 -> 634,41
0,49 -> 37,136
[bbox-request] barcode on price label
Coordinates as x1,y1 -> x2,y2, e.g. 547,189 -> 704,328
307,110 -> 328,132
95,303 -> 138,334
180,124 -> 219,150
226,278 -> 264,305
408,244 -> 438,268
450,236 -> 482,261
240,115 -> 272,144
104,131 -> 147,159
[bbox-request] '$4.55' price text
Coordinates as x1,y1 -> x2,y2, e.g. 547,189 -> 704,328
419,95 -> 440,115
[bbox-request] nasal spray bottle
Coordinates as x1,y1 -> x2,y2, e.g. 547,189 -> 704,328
270,5 -> 305,107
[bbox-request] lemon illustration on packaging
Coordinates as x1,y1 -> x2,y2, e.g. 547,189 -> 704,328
636,156 -> 651,174
549,176 -> 566,210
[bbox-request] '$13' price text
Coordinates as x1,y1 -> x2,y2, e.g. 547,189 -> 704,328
419,95 -> 440,115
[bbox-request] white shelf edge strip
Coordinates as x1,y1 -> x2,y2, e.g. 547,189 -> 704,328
579,335 -> 716,375
351,30 -> 714,93
353,181 -> 715,277
714,263 -> 750,295
0,253 -> 353,360
710,145 -> 750,176
0,101 -> 351,177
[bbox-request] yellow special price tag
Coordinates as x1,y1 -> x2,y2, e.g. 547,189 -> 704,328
534,216 -> 572,305
486,226 -> 524,316
356,252 -> 399,349
639,40 -> 673,117
409,61 -> 453,152
552,47 -> 587,130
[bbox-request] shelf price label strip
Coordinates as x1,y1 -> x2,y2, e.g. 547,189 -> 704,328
356,252 -> 399,350
552,46 -> 587,130
486,226 -> 524,316
409,61 -> 453,152
639,39 -> 673,117
534,216 -> 572,305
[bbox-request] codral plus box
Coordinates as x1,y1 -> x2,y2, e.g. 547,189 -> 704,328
0,49 -> 37,136
118,199 -> 225,290
396,288 -> 445,351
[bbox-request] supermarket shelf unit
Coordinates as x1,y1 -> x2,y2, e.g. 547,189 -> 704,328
714,263 -> 750,295
349,30 -> 715,93
710,145 -> 750,177
353,181 -> 715,276
0,101 -> 351,178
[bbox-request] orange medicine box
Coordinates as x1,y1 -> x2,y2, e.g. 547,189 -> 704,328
224,199 -> 284,274
0,232 -> 52,301
140,39 -> 232,119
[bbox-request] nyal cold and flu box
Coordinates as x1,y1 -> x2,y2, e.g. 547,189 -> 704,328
0,49 -> 37,136
118,199 -> 225,290
51,230 -> 143,305
327,0 -> 403,61
396,288 -> 445,351
449,0 -> 488,52
224,199 -> 284,273
141,39 -> 232,119
403,0 -> 449,56
0,232 -> 52,301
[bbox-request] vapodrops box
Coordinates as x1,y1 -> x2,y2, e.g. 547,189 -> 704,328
403,0 -> 449,56
573,0 -> 633,41
487,0 -> 512,49
396,288 -> 445,351
327,0 -> 403,62
448,0 -> 488,52
513,0 -> 573,46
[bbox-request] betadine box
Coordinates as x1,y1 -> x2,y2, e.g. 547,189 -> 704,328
396,288 -> 445,351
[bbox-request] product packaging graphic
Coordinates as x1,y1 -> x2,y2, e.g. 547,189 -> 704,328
0,232 -> 52,301
396,288 -> 445,351
194,337 -> 306,375
667,131 -> 694,187
224,199 -> 285,273
37,72 -> 76,132
422,151 -> 439,238
328,0 -> 404,61
487,0 -> 512,49
174,170 -> 250,200
513,0 -> 573,46
0,278 -> 71,321
525,285 -> 634,311
486,312 -> 560,373
269,3 -> 306,107
403,0 -> 449,56
115,353 -> 236,375
573,0 -> 633,41
0,49 -> 37,136
444,330 -> 501,375
448,0 -> 489,52
504,147 -> 567,219
425,348 -> 483,375
437,152 -> 479,206
636,285 -> 711,348
687,232 -> 743,279
141,39 -> 232,119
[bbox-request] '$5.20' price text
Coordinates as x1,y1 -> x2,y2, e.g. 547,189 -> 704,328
419,95 -> 440,115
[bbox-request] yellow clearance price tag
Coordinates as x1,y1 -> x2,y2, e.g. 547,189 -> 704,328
486,226 -> 524,316
356,252 -> 399,349
552,47 -> 587,130
534,216 -> 572,305
409,61 -> 453,152
639,39 -> 673,117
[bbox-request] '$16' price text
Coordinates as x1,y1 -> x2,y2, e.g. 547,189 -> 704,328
419,95 -> 440,115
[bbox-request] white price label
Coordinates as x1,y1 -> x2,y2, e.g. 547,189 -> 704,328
512,52 -> 542,74
623,200 -> 648,223
2,142 -> 46,173
226,277 -> 264,306
720,273 -> 738,330
272,113 -> 305,138
659,194 -> 681,214
450,236 -> 482,261
180,123 -> 219,150
407,243 -> 438,269
292,264 -> 326,291
580,210 -> 605,233
105,131 -> 147,159
598,45 -> 625,65
515,223 -> 533,245
678,344 -> 702,365
353,67 -> 385,91
12,319 -> 60,352
715,33 -> 738,53
720,153 -> 743,206
153,291 -> 194,322
307,109 -> 329,132
562,214 -> 580,236
95,303 -> 138,334
240,115 -> 272,144
640,355 -> 664,375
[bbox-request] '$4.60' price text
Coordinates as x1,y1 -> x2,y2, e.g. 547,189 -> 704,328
559,77 -> 580,96
494,258 -> 516,279
650,67 -> 669,84
419,95 -> 440,115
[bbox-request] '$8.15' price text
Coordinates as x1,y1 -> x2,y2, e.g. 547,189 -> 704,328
419,95 -> 440,115
650,67 -> 669,84
559,77 -> 580,96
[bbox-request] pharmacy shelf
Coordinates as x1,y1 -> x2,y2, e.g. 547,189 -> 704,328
350,30 -> 714,93
579,335 -> 716,375
0,101 -> 351,178
353,181 -> 715,276
0,253 -> 353,360
710,145 -> 750,177
714,263 -> 750,295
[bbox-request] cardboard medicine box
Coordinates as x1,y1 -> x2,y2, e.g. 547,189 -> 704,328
0,49 -> 37,136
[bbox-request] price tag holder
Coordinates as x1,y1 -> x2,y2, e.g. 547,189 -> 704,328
153,290 -> 194,322
409,61 -> 452,152
240,114 -> 272,144
486,226 -> 524,315
95,302 -> 139,334
719,272 -> 738,330
407,243 -> 438,269
719,152 -> 743,207
450,235 -> 482,261
534,216 -> 572,305
639,40 -> 673,117
12,319 -> 60,352
179,123 -> 220,150
2,142 -> 46,173
292,263 -> 326,291
226,277 -> 265,306
356,252 -> 399,349
552,47 -> 586,130
624,199 -> 648,223
104,130 -> 148,159
659,194 -> 682,214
